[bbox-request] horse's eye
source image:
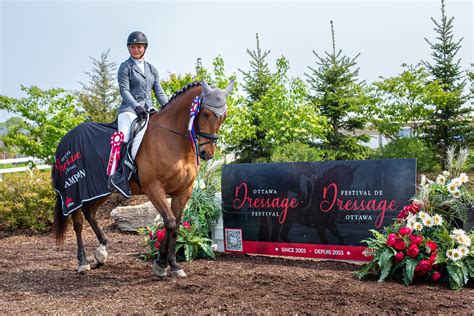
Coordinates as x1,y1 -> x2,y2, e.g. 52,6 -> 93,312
203,112 -> 210,119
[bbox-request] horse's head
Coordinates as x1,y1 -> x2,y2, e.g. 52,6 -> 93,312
196,79 -> 234,160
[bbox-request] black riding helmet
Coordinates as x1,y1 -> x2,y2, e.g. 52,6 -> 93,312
127,31 -> 148,49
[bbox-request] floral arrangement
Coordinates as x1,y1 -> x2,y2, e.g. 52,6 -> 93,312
141,215 -> 215,262
357,148 -> 473,290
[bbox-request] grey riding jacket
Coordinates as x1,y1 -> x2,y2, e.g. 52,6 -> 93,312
117,57 -> 169,114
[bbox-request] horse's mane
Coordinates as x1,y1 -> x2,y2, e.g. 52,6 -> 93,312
165,81 -> 202,106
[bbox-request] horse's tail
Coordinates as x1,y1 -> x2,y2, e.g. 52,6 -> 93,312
53,195 -> 68,245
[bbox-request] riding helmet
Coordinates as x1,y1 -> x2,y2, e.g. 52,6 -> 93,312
127,31 -> 148,48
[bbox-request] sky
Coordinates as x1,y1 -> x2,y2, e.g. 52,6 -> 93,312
0,0 -> 472,122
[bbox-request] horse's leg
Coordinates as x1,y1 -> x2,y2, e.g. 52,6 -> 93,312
82,199 -> 108,267
71,210 -> 90,273
143,182 -> 177,278
166,186 -> 193,278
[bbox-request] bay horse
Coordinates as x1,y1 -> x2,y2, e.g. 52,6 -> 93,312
54,80 -> 234,277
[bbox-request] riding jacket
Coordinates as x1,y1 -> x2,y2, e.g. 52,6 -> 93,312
117,57 -> 169,114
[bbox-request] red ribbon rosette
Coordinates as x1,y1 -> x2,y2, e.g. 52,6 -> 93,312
106,131 -> 124,176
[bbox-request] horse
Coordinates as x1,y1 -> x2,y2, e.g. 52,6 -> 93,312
53,79 -> 234,277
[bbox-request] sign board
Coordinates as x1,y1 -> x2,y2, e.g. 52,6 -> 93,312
221,159 -> 416,261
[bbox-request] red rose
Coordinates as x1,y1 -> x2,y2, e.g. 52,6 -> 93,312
154,240 -> 160,249
426,241 -> 437,253
398,206 -> 410,219
149,231 -> 154,241
393,239 -> 406,251
415,259 -> 432,275
410,203 -> 420,214
386,233 -> 397,247
399,227 -> 412,236
183,221 -> 191,230
429,253 -> 437,263
394,252 -> 405,263
432,263 -> 440,270
156,229 -> 165,243
407,244 -> 419,258
432,271 -> 442,281
409,235 -> 423,245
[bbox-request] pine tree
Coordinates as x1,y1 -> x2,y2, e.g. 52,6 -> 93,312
422,0 -> 473,166
233,34 -> 273,162
305,21 -> 370,160
77,49 -> 120,123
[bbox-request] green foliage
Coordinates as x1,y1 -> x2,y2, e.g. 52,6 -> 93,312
270,141 -> 322,162
306,21 -> 370,161
422,0 -> 473,167
370,137 -> 441,172
0,171 -> 56,232
0,86 -> 86,164
226,34 -> 327,163
176,223 -> 215,262
369,64 -> 440,141
414,148 -> 472,225
183,159 -> 223,236
76,49 -> 120,123
0,117 -> 23,156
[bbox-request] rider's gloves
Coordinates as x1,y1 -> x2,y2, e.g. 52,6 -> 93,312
134,105 -> 147,119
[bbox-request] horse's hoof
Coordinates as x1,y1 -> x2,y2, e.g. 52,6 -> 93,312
152,260 -> 168,278
94,244 -> 108,264
170,269 -> 187,278
77,264 -> 91,273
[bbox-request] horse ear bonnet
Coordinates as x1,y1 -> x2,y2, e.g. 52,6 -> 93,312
200,79 -> 234,117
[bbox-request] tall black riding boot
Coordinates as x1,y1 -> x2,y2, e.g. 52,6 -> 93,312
107,142 -> 131,197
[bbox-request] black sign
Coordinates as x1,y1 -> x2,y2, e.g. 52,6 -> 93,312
222,159 -> 416,261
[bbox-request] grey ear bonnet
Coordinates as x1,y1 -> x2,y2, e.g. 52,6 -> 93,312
201,80 -> 234,117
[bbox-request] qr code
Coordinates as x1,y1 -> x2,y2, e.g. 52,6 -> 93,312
225,229 -> 243,252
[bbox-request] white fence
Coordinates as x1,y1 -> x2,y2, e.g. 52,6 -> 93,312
0,157 -> 51,181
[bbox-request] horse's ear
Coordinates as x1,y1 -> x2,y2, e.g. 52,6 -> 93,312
225,80 -> 235,96
201,79 -> 212,95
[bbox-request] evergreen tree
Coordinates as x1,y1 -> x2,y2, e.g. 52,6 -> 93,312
233,34 -> 273,162
77,49 -> 120,123
306,21 -> 370,160
422,0 -> 473,165
226,34 -> 326,163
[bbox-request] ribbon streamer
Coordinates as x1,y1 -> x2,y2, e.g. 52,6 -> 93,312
187,96 -> 201,165
106,131 -> 124,176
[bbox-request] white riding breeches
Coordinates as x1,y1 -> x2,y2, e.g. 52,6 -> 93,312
118,112 -> 137,143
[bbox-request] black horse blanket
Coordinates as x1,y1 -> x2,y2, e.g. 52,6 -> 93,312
53,121 -> 117,216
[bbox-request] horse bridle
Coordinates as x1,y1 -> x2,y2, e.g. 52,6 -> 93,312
147,104 -> 224,147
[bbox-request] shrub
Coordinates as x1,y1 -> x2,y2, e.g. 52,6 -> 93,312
271,142 -> 322,162
0,170 -> 56,233
370,137 -> 441,172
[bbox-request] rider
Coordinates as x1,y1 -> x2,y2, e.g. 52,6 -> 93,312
108,31 -> 169,194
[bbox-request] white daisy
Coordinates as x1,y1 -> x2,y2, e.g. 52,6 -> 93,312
446,249 -> 454,260
406,212 -> 416,223
459,235 -> 472,247
420,174 -> 427,186
422,216 -> 434,228
436,175 -> 446,185
458,246 -> 469,258
407,220 -> 417,230
413,221 -> 424,231
446,181 -> 458,193
450,177 -> 462,187
433,214 -> 443,226
450,249 -> 462,261
442,170 -> 450,176
451,229 -> 466,237
459,173 -> 469,183
452,189 -> 461,198
417,211 -> 429,220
